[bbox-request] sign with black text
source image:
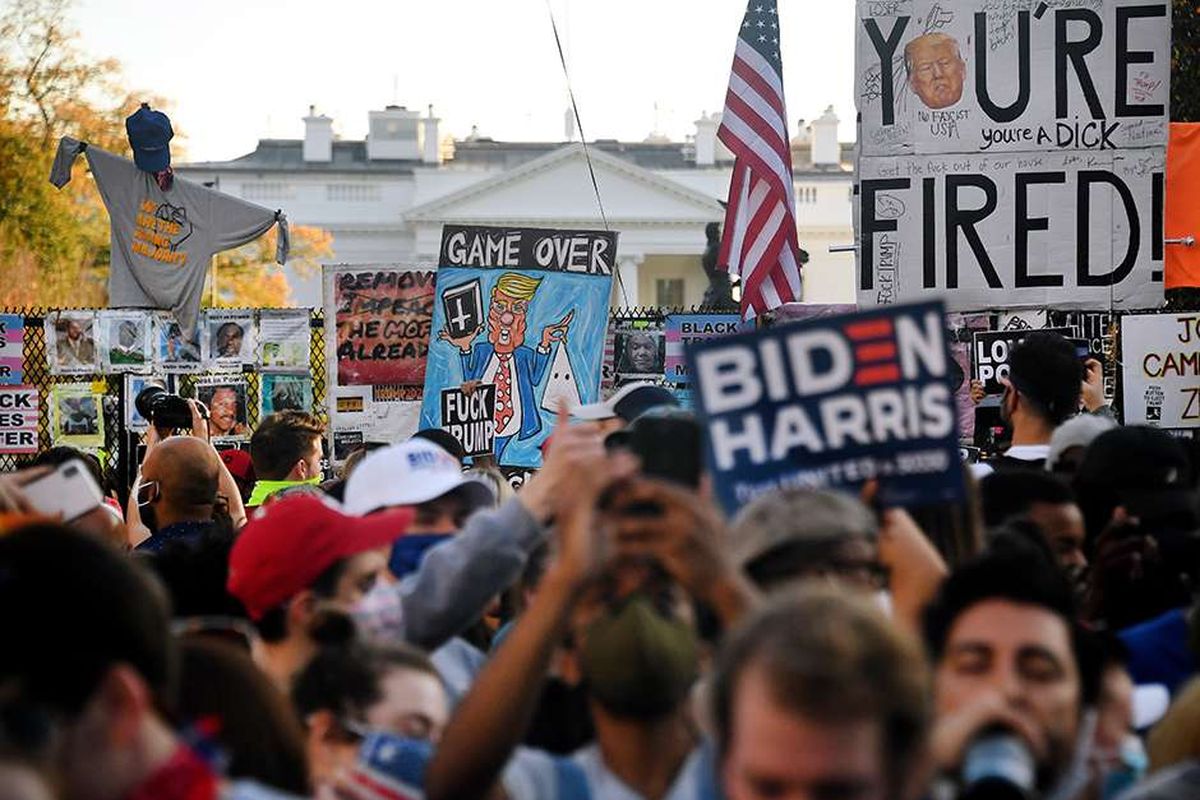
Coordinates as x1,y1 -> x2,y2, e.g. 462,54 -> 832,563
440,385 -> 496,458
0,386 -> 38,454
687,301 -> 963,513
1120,313 -> 1200,427
855,0 -> 1169,311
972,327 -> 1071,395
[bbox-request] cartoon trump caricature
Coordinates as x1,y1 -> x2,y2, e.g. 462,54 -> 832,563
439,272 -> 573,459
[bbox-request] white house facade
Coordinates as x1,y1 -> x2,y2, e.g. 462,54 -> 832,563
177,105 -> 856,309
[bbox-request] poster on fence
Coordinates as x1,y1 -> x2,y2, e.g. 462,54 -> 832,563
420,226 -> 616,467
0,315 -> 24,385
195,375 -> 251,441
330,384 -> 424,464
971,328 -> 1072,395
687,300 -> 963,513
46,311 -> 98,375
51,383 -> 104,448
153,312 -> 203,372
99,310 -> 152,370
124,375 -> 173,432
664,314 -> 741,385
261,373 -> 314,416
259,310 -> 310,371
0,386 -> 38,454
324,265 -> 435,387
613,323 -> 665,385
855,0 -> 1170,311
1120,313 -> 1200,427
202,310 -> 257,369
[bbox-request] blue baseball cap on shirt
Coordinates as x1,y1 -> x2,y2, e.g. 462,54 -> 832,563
125,104 -> 174,172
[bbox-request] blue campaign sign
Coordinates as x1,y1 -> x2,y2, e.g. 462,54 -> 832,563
420,225 -> 616,468
686,300 -> 963,514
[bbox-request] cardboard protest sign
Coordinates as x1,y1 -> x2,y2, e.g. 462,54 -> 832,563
47,312 -> 98,375
0,315 -> 24,385
971,327 -> 1072,395
664,314 -> 741,385
441,385 -> 496,458
258,310 -> 310,371
202,310 -> 256,369
51,383 -> 103,448
0,386 -> 38,454
687,300 -> 963,513
855,0 -> 1170,311
325,266 -> 435,386
420,225 -> 616,467
1120,313 -> 1200,427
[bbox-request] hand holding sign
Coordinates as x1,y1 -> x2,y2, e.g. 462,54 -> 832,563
540,310 -> 573,350
1081,358 -> 1106,413
439,324 -> 483,353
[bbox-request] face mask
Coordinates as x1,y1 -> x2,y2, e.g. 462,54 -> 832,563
580,593 -> 699,720
1099,735 -> 1148,800
351,578 -> 405,642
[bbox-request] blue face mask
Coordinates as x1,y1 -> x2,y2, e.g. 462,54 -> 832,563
1101,735 -> 1148,800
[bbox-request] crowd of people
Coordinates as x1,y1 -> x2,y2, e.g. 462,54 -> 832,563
1,329 -> 1199,800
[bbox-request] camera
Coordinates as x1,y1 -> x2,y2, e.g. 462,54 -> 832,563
135,385 -> 204,430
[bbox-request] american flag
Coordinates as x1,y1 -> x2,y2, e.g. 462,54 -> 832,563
717,0 -> 802,320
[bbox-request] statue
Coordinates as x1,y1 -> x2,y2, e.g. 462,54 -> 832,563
701,222 -> 738,310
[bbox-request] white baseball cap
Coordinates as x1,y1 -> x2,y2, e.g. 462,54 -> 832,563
343,439 -> 495,516
573,381 -> 679,423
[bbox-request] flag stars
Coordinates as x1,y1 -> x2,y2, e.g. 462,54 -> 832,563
757,19 -> 765,27
759,34 -> 767,42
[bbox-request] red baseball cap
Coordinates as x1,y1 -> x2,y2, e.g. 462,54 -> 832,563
219,448 -> 255,483
227,494 -> 413,620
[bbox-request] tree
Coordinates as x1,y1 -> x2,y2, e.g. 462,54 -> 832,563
1173,0 -> 1200,123
205,225 -> 334,308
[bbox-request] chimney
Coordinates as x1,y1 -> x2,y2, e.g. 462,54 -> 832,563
811,105 -> 840,167
303,105 -> 333,163
694,112 -> 719,167
422,105 -> 441,164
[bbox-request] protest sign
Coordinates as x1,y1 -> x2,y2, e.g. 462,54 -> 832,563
261,373 -> 313,416
420,225 -> 616,467
0,315 -> 24,385
324,266 -> 435,386
98,310 -> 152,371
46,312 -> 98,375
202,310 -> 256,369
855,0 -> 1170,311
441,385 -> 496,458
153,312 -> 202,372
259,310 -> 310,371
1120,313 -> 1200,427
664,314 -> 741,385
195,375 -> 251,441
971,327 -> 1072,394
51,383 -> 103,448
687,300 -> 963,513
0,386 -> 38,454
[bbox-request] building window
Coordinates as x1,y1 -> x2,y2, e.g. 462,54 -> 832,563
241,182 -> 293,201
796,186 -> 818,204
326,184 -> 381,202
656,279 -> 685,307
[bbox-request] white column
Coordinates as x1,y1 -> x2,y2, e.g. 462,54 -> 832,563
612,254 -> 643,308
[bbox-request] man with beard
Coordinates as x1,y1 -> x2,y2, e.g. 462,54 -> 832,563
905,33 -> 967,110
973,332 -> 1082,478
923,543 -> 1100,799
57,317 -> 96,368
441,272 -> 572,460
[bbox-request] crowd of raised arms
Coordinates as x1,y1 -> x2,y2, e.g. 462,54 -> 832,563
2,329 -> 1200,800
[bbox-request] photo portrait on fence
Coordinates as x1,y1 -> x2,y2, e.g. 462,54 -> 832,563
51,384 -> 104,448
100,312 -> 151,368
196,379 -> 250,439
203,311 -> 256,367
155,313 -> 202,370
261,373 -> 313,415
48,312 -> 97,374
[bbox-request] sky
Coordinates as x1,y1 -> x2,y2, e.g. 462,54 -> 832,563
69,1 -> 856,163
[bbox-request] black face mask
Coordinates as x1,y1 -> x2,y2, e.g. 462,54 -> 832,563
524,677 -> 595,755
141,502 -> 159,533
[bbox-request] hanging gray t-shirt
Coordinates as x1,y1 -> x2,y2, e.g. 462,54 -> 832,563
50,137 -> 289,337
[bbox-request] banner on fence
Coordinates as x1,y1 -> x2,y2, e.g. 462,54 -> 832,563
0,386 -> 38,454
664,314 -> 741,385
1121,313 -> 1200,427
420,225 -> 616,467
688,300 -> 963,513
0,315 -> 24,385
855,0 -> 1170,312
324,266 -> 435,387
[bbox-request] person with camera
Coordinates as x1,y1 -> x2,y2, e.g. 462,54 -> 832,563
127,397 -> 247,551
923,539 -> 1102,800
